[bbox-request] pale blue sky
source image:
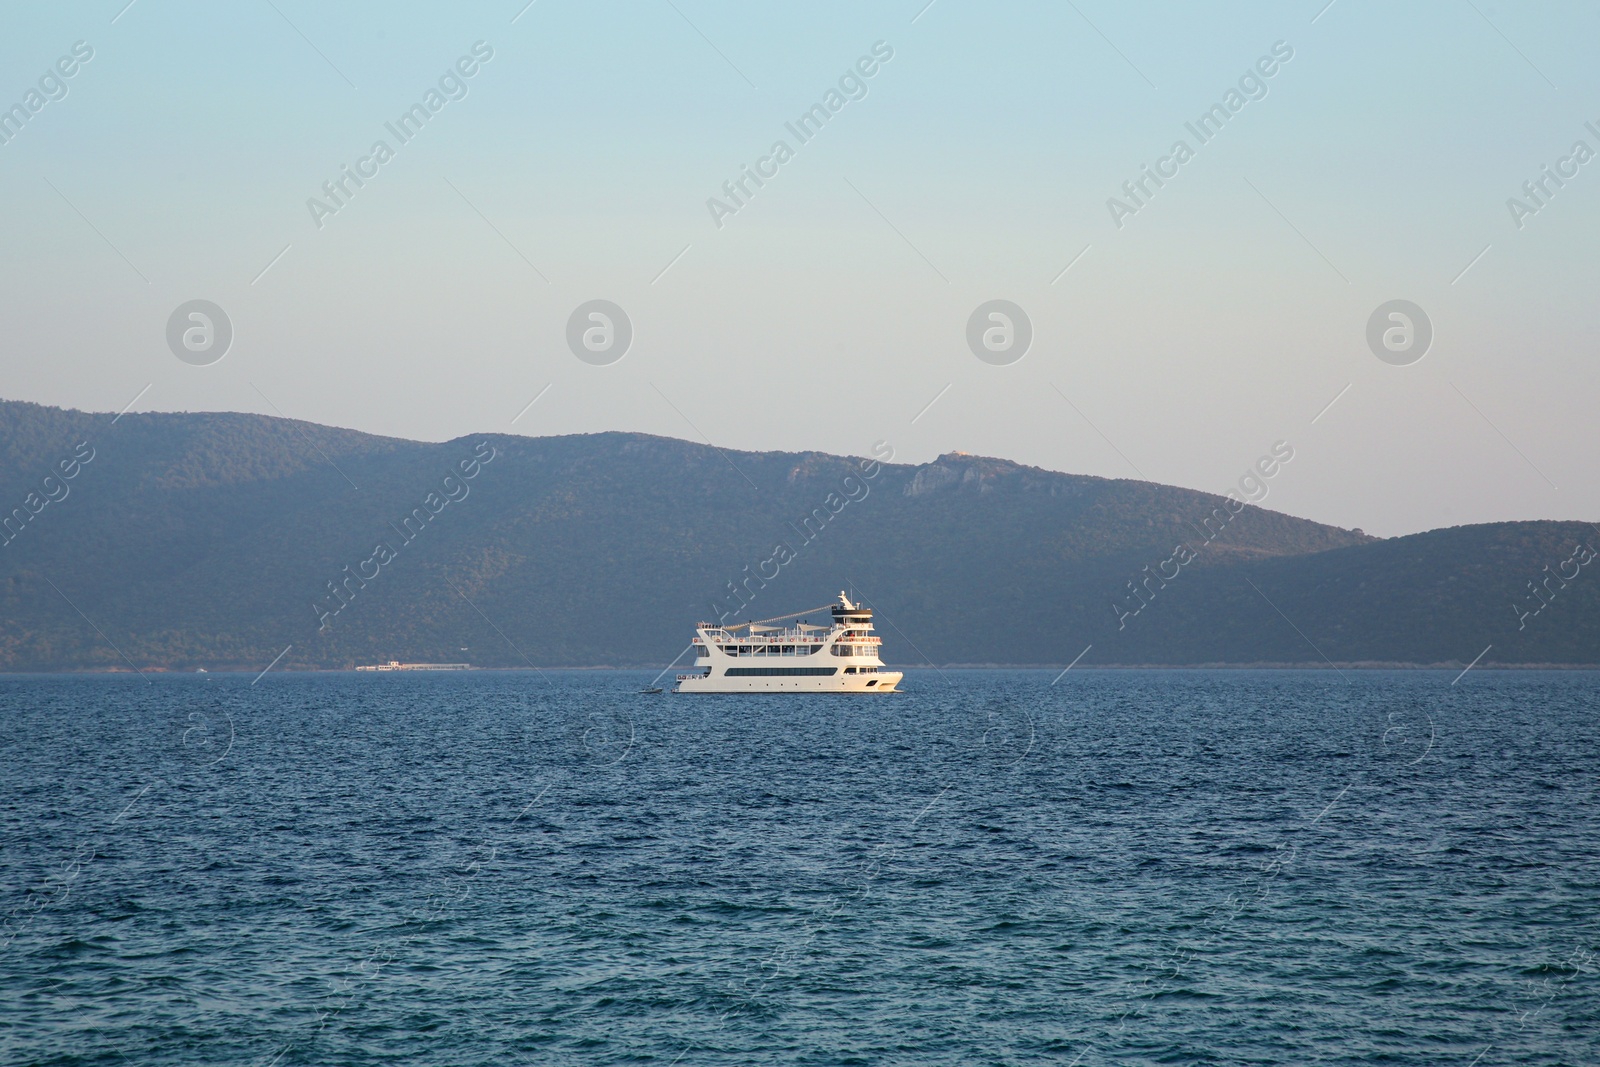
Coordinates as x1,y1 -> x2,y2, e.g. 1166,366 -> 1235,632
1,0 -> 1596,535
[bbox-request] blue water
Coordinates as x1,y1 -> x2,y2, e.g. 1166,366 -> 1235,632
2,670 -> 1596,1065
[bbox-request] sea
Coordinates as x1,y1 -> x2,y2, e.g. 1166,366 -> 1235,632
1,669 -> 1596,1066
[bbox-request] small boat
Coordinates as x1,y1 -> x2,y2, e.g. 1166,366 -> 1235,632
674,591 -> 903,694
640,686 -> 664,694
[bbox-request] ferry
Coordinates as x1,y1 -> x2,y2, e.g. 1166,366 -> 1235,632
355,660 -> 471,672
674,592 -> 903,693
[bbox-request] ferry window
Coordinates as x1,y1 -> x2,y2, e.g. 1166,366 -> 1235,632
697,646 -> 709,658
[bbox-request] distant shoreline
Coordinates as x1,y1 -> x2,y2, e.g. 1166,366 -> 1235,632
2,662 -> 1597,676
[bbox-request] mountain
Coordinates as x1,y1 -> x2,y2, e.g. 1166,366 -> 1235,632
0,399 -> 1595,671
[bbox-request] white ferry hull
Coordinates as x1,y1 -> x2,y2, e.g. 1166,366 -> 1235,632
676,670 -> 903,694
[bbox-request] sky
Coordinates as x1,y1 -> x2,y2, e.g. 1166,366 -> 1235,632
0,0 -> 1595,537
